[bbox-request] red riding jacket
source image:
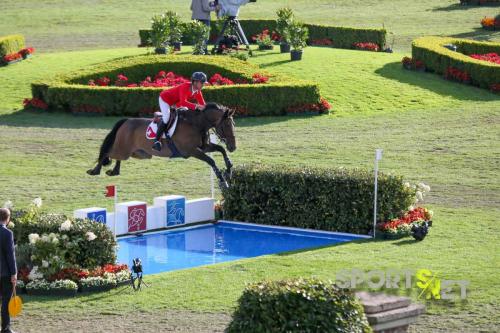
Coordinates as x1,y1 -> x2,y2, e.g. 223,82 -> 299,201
160,82 -> 206,110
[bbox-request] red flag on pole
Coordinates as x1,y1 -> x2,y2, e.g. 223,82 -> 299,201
105,185 -> 115,197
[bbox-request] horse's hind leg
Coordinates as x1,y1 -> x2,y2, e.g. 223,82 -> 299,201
106,160 -> 121,176
87,160 -> 104,176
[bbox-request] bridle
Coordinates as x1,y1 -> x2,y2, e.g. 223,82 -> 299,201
212,109 -> 235,144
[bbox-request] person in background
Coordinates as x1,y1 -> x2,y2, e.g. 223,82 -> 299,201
0,208 -> 17,333
191,0 -> 218,53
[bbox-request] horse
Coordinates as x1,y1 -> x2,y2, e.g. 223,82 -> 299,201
87,102 -> 236,188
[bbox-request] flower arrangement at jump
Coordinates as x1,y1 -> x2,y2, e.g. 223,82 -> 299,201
310,38 -> 334,46
3,199 -> 130,296
480,16 -> 500,30
378,182 -> 434,240
286,98 -> 331,114
87,71 -> 271,88
23,97 -> 48,111
1,47 -> 35,66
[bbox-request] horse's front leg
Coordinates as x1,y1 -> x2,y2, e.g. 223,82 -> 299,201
191,148 -> 229,189
204,143 -> 233,180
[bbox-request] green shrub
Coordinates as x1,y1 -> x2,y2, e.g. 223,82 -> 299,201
0,34 -> 25,57
138,20 -> 387,50
222,164 -> 415,234
226,278 -> 372,333
11,206 -> 116,272
412,36 -> 500,89
31,55 -> 321,117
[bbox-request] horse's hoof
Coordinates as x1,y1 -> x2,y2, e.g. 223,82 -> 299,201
219,181 -> 229,190
87,169 -> 99,176
106,170 -> 119,176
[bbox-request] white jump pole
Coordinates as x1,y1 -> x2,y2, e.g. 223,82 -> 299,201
209,133 -> 218,199
373,149 -> 383,239
114,186 -> 118,237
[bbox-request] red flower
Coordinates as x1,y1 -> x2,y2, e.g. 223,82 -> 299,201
286,98 -> 331,114
490,83 -> 500,93
23,97 -> 48,110
252,73 -> 269,84
209,73 -> 234,86
3,52 -> 22,62
115,74 -> 129,86
19,47 -> 35,56
444,67 -> 471,83
353,42 -> 379,52
311,38 -> 333,46
48,267 -> 89,282
470,53 -> 500,65
95,77 -> 111,86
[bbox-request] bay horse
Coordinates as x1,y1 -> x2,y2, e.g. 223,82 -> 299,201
87,103 -> 236,188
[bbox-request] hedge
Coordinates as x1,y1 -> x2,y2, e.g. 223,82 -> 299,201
222,164 -> 415,234
0,34 -> 25,57
227,278 -> 372,333
412,36 -> 500,89
31,55 -> 321,117
139,19 -> 386,50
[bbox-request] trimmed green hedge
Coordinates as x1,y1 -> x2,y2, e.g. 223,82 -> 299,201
0,34 -> 25,57
31,55 -> 321,116
227,278 -> 372,333
139,19 -> 386,50
412,36 -> 500,89
222,164 -> 415,234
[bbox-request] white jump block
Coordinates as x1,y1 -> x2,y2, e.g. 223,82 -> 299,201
147,205 -> 163,230
186,198 -> 215,223
116,201 -> 148,234
74,207 -> 107,224
154,195 -> 186,227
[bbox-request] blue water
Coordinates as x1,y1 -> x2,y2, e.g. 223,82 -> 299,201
117,221 -> 366,275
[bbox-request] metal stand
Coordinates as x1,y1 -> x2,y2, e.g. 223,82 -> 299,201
212,16 -> 251,54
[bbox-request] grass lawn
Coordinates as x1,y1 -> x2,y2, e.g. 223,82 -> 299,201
1,0 -> 499,52
0,45 -> 499,332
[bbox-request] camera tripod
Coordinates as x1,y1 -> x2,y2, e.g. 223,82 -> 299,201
129,258 -> 149,291
211,16 -> 251,54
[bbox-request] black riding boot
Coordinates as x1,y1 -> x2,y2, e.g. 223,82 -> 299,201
152,121 -> 167,151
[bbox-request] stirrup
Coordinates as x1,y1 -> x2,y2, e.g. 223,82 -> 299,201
152,140 -> 162,151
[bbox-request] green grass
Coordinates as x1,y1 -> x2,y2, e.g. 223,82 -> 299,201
0,37 -> 499,333
1,0 -> 499,52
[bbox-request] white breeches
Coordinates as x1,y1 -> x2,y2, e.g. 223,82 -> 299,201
159,97 -> 171,123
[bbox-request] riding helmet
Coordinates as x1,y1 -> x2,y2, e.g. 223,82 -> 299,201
191,72 -> 207,83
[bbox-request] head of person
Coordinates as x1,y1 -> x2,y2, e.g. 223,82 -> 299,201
191,72 -> 207,91
0,208 -> 10,225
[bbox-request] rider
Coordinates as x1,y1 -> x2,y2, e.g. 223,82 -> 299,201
152,72 -> 208,151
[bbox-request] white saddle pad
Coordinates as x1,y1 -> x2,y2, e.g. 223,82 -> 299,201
146,116 -> 178,140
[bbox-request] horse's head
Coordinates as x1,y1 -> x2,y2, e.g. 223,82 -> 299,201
204,103 -> 237,152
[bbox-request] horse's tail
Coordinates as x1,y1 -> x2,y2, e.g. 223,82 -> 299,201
98,119 -> 128,165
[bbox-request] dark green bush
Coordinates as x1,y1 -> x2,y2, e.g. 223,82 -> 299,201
139,20 -> 387,50
31,55 -> 322,117
222,164 -> 415,234
0,34 -> 25,57
11,210 -> 116,269
412,36 -> 500,89
226,278 -> 372,333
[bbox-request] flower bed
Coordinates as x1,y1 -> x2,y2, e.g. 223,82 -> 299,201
310,38 -> 333,46
31,55 -> 324,117
353,42 -> 379,52
401,57 -> 426,71
469,52 -> 500,64
26,279 -> 78,296
1,45 -> 35,66
0,34 -> 25,58
412,36 -> 500,91
251,29 -> 280,50
23,97 -> 48,111
378,207 -> 433,239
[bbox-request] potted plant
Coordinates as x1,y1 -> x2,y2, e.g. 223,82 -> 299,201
254,29 -> 274,50
187,20 -> 210,55
276,7 -> 294,53
150,14 -> 170,54
288,21 -> 309,61
165,11 -> 183,51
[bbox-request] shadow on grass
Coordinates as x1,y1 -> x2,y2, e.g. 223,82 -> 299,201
430,3 -> 500,11
274,236 -> 376,257
449,28 -> 500,42
0,110 -> 119,129
0,109 -> 324,129
375,62 -> 499,102
259,59 -> 291,68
